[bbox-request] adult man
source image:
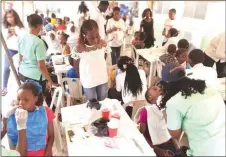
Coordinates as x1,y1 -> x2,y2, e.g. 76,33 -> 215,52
203,33 -> 226,78
90,1 -> 109,40
187,49 -> 218,89
162,9 -> 180,46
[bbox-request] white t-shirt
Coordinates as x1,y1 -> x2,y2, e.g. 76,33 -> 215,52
46,33 -> 61,55
116,69 -> 147,104
75,47 -> 111,88
162,36 -> 179,50
205,33 -> 225,63
90,7 -> 106,40
186,63 -> 218,89
106,18 -> 126,47
163,18 -> 180,42
2,26 -> 27,51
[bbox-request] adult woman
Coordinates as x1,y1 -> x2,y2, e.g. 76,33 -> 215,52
106,7 -> 126,65
160,63 -> 225,156
72,19 -> 110,101
116,56 -> 147,118
2,9 -> 26,96
140,8 -> 155,48
18,14 -> 54,92
162,28 -> 179,50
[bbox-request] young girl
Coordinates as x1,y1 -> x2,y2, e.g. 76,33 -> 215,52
46,31 -> 61,56
132,31 -> 145,49
136,84 -> 179,156
162,28 -> 179,50
72,19 -> 110,101
59,32 -> 71,55
2,9 -> 26,96
6,80 -> 55,156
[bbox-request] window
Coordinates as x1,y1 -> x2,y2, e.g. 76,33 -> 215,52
183,1 -> 208,19
154,1 -> 172,15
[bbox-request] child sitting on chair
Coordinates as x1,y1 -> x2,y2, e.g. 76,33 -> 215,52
132,31 -> 145,49
135,83 -> 179,156
4,80 -> 55,156
59,32 -> 71,55
159,44 -> 178,66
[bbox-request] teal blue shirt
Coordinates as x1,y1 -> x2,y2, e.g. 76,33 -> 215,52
18,34 -> 46,81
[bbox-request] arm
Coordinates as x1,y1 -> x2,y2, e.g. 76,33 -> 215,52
38,60 -> 52,83
162,28 -> 166,36
44,121 -> 54,156
19,54 -> 23,64
16,129 -> 27,156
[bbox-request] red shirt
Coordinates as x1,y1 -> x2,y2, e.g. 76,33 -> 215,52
58,24 -> 66,30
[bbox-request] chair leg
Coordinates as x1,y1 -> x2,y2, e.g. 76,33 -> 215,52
67,96 -> 71,106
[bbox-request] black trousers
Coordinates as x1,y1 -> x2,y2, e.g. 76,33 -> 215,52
111,46 -> 121,65
203,53 -> 226,78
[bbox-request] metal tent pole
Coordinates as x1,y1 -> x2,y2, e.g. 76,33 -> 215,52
1,32 -> 21,87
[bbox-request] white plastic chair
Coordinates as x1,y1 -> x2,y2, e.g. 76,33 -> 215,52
62,78 -> 83,106
123,100 -> 146,120
50,87 -> 64,152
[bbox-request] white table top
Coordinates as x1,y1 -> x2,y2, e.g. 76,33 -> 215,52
136,48 -> 165,63
51,55 -> 72,74
61,98 -> 156,156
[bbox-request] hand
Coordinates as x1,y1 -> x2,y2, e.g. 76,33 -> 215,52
15,108 -> 28,130
112,27 -> 117,32
4,100 -> 19,118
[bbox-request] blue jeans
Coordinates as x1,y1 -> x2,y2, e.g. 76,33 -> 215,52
84,83 -> 108,101
3,49 -> 18,88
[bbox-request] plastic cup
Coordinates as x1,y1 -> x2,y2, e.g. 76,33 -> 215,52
107,118 -> 119,138
108,127 -> 118,138
111,113 -> 121,120
102,108 -> 110,119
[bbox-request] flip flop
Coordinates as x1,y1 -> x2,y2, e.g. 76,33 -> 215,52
2,88 -> 8,96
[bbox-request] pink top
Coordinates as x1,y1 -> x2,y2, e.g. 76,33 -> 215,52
138,108 -> 152,146
27,107 -> 55,156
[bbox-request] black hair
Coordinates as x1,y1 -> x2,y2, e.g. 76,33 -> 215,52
167,44 -> 176,54
178,39 -> 189,49
58,18 -> 63,24
117,56 -> 143,98
70,25 -> 75,33
99,1 -> 109,6
78,2 -> 89,14
79,19 -> 98,44
27,14 -> 43,28
51,13 -> 56,18
169,28 -> 178,37
40,14 -> 44,18
18,82 -> 44,106
160,77 -> 206,109
3,9 -> 24,28
46,17 -> 51,23
113,6 -> 120,12
117,56 -> 133,71
175,48 -> 187,57
169,8 -> 176,14
61,32 -> 69,41
124,64 -> 143,98
142,8 -> 152,19
189,49 -> 205,65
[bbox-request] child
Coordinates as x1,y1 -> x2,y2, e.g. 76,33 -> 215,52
67,25 -> 79,50
46,31 -> 61,56
175,48 -> 191,69
44,17 -> 53,32
132,31 -> 145,49
66,55 -> 78,78
136,84 -> 179,156
6,80 -> 55,156
59,32 -> 71,55
159,44 -> 178,66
